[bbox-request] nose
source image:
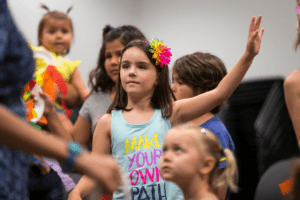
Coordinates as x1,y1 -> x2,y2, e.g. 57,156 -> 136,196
128,65 -> 136,77
161,151 -> 172,162
171,84 -> 176,93
111,55 -> 119,66
55,31 -> 63,38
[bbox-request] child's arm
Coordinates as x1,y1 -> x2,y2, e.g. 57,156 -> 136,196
284,70 -> 300,148
72,115 -> 93,147
70,68 -> 90,103
37,92 -> 73,141
40,91 -> 93,147
69,114 -> 113,198
56,83 -> 81,109
170,15 -> 264,126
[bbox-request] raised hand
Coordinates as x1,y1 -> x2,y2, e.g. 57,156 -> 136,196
246,15 -> 265,57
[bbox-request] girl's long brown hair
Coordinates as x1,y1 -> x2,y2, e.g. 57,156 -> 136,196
107,40 -> 175,118
89,25 -> 146,93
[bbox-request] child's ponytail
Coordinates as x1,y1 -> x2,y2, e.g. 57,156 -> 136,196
222,148 -> 239,193
40,4 -> 50,12
102,25 -> 114,40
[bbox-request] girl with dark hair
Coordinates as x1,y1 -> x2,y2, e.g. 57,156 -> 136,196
63,25 -> 146,149
69,15 -> 264,200
171,52 -> 234,200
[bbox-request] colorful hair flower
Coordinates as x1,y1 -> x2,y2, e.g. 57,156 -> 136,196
149,38 -> 172,67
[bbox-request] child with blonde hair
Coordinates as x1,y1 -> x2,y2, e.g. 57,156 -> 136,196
160,124 -> 238,200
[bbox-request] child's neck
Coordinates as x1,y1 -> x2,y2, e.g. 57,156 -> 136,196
42,46 -> 62,56
188,112 -> 215,126
183,183 -> 218,200
180,176 -> 219,200
126,94 -> 154,111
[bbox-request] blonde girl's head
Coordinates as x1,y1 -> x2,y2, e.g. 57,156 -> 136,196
161,124 -> 239,193
38,4 -> 74,54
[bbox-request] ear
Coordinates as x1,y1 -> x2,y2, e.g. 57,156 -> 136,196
199,156 -> 216,175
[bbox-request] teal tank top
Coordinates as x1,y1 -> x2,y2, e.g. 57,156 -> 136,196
111,109 -> 183,200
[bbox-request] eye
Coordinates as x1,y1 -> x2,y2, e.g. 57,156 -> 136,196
48,30 -> 56,34
176,79 -> 184,85
62,29 -> 70,34
162,147 -> 168,153
175,146 -> 182,152
121,64 -> 129,69
117,52 -> 122,58
105,54 -> 112,59
139,65 -> 146,69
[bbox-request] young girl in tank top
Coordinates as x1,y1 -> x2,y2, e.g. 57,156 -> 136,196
70,15 -> 264,200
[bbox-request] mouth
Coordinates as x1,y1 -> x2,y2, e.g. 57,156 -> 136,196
161,166 -> 172,172
111,70 -> 119,74
127,81 -> 139,84
54,43 -> 65,46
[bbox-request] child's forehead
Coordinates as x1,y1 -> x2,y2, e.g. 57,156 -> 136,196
165,128 -> 200,144
122,47 -> 149,62
44,18 -> 71,29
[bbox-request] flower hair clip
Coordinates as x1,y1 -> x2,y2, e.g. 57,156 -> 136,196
148,38 -> 172,67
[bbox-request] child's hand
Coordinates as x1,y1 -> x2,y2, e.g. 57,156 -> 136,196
32,92 -> 56,117
32,155 -> 51,175
76,153 -> 122,194
33,163 -> 51,175
246,15 -> 265,57
54,84 -> 64,105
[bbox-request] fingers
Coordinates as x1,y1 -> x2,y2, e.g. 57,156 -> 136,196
254,15 -> 262,29
249,16 -> 255,30
30,94 -> 38,103
249,15 -> 262,32
259,28 -> 265,38
39,91 -> 52,101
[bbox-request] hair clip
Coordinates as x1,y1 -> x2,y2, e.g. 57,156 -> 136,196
148,38 -> 172,67
296,6 -> 300,14
200,128 -> 207,134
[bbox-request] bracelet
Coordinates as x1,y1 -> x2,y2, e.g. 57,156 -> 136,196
61,142 -> 83,172
32,156 -> 53,167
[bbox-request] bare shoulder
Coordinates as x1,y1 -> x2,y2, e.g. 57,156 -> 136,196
94,114 -> 112,136
201,193 -> 219,200
99,113 -> 112,123
284,70 -> 300,90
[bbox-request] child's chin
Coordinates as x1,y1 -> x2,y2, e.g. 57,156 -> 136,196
162,174 -> 174,181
